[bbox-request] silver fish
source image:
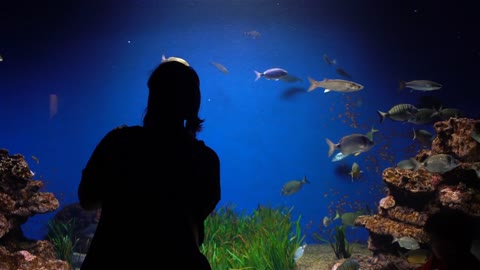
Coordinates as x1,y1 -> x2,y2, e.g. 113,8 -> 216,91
423,154 -> 459,173
326,134 -> 374,157
413,129 -> 434,146
307,77 -> 363,93
392,236 -> 420,250
254,68 -> 288,81
293,243 -> 307,262
407,108 -> 438,125
399,80 -> 442,91
396,158 -> 421,171
210,61 -> 228,74
281,176 -> 310,196
377,103 -> 418,123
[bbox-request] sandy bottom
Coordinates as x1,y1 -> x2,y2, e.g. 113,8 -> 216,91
295,243 -> 372,270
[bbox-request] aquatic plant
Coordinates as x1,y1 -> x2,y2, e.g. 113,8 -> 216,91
46,218 -> 79,266
201,204 -> 305,270
313,224 -> 353,259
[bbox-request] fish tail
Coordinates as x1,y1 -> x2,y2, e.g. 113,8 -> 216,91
377,111 -> 387,123
411,158 -> 422,172
399,80 -> 406,90
254,70 -> 262,81
307,77 -> 318,92
302,175 -> 310,184
161,54 -> 167,61
325,138 -> 336,157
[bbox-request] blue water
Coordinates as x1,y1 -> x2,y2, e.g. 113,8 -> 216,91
0,0 -> 478,245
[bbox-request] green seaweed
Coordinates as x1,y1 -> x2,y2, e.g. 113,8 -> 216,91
313,224 -> 353,259
46,218 -> 79,266
201,204 -> 305,270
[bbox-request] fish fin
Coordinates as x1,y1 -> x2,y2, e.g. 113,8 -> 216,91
334,211 -> 340,220
411,158 -> 422,172
303,175 -> 310,184
307,77 -> 317,92
325,138 -> 336,157
161,54 -> 167,61
254,70 -> 262,81
324,89 -> 331,93
399,80 -> 406,90
377,111 -> 387,123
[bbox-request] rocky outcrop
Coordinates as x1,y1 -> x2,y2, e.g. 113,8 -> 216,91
0,149 -> 70,269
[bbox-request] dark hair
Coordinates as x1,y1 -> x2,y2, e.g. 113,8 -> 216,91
143,60 -> 204,136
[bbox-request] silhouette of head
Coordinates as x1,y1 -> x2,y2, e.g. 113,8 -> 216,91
143,60 -> 203,135
424,208 -> 475,261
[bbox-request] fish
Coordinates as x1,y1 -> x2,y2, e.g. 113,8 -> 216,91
407,108 -> 438,125
349,162 -> 362,181
339,210 -> 364,226
244,30 -> 261,39
254,68 -> 288,81
278,74 -> 303,83
335,258 -> 360,270
471,131 -> 480,144
402,249 -> 431,264
161,54 -> 190,66
399,80 -> 442,91
422,153 -> 459,173
293,243 -> 307,262
365,126 -> 379,141
392,236 -> 420,250
210,61 -> 228,74
377,103 -> 418,123
307,77 -> 363,93
323,216 -> 332,227
335,68 -> 352,79
326,134 -> 374,157
396,158 -> 421,171
281,176 -> 310,196
31,156 -> 40,164
432,107 -> 462,120
0,54 -> 3,62
413,129 -> 434,146
322,54 -> 336,65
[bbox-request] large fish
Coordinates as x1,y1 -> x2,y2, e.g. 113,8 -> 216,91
326,134 -> 374,157
307,77 -> 363,93
399,80 -> 442,91
254,68 -> 288,81
377,103 -> 418,123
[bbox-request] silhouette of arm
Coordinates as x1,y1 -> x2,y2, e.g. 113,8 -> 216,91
78,129 -> 122,210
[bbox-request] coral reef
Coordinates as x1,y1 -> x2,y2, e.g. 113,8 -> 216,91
0,149 -> 70,269
353,118 -> 480,269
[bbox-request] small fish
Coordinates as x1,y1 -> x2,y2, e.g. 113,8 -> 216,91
307,77 -> 363,93
281,176 -> 310,196
423,154 -> 459,173
322,54 -> 336,65
377,103 -> 418,123
323,216 -> 332,227
407,108 -> 438,125
293,243 -> 307,262
399,80 -> 442,91
413,129 -> 434,146
430,107 -> 462,120
0,54 -> 3,62
349,162 -> 362,181
31,155 -> 40,164
244,30 -> 261,39
365,126 -> 379,141
396,158 -> 421,171
326,134 -> 374,157
278,74 -> 303,83
392,236 -> 420,250
336,258 -> 360,270
402,249 -> 431,264
339,210 -> 364,226
210,61 -> 228,74
254,68 -> 288,81
335,68 -> 352,79
161,54 -> 190,66
472,131 -> 480,144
